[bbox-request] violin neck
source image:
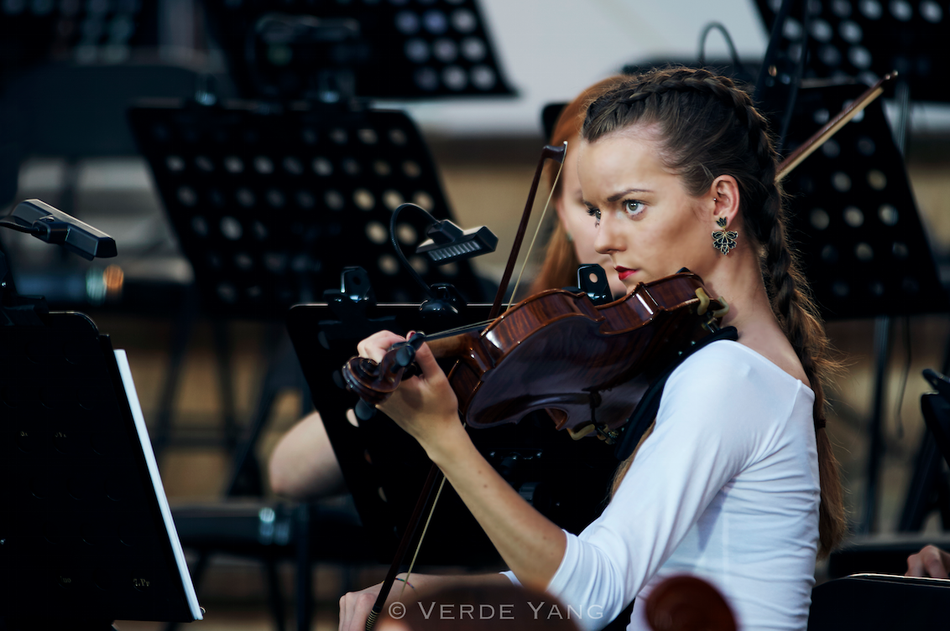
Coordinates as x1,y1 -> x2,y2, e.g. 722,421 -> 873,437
427,333 -> 475,360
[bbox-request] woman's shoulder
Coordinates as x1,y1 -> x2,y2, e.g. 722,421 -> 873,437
667,339 -> 813,406
661,340 -> 814,442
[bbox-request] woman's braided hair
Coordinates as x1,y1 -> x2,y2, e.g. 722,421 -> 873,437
587,67 -> 845,558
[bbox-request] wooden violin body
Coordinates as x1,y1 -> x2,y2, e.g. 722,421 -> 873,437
343,270 -> 726,438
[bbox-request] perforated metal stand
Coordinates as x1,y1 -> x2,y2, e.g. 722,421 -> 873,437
128,98 -> 495,631
755,0 -> 950,103
200,0 -> 515,101
780,80 -> 947,533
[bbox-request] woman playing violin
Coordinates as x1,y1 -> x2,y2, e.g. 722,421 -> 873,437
342,66 -> 846,630
268,76 -> 627,502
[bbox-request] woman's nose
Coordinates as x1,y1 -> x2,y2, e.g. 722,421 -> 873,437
594,210 -> 623,255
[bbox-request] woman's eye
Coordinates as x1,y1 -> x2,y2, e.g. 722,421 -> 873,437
624,200 -> 644,216
586,207 -> 601,222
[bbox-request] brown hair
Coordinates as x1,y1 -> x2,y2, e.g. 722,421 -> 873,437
530,75 -> 629,294
588,67 -> 845,558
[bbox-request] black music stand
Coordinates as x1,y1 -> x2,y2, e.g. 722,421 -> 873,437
127,96 -> 491,461
0,0 -> 157,70
0,0 -> 160,208
921,369 -> 950,468
127,99 -> 495,630
200,0 -> 515,101
781,81 -> 944,320
828,370 -> 950,577
128,100 -> 488,316
0,315 -> 201,628
285,269 -> 619,566
779,79 -> 948,534
898,370 -> 950,531
754,0 -> 950,104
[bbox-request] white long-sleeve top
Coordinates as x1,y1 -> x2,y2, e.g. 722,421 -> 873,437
509,340 -> 821,631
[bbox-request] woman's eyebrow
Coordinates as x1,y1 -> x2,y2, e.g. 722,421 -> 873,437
607,188 -> 653,203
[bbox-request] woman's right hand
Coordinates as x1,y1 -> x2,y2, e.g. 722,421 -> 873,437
339,582 -> 384,631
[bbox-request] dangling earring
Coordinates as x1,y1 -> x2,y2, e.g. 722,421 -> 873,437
712,217 -> 738,255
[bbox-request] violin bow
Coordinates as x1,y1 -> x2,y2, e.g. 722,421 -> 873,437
776,72 -> 896,182
491,142 -> 568,313
363,143 -> 567,630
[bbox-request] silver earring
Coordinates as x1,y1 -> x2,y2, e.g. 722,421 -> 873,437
712,217 -> 738,255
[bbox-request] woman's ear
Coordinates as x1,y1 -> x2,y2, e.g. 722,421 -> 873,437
709,175 -> 740,227
553,192 -> 568,223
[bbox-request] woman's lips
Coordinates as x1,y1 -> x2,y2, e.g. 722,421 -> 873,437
616,268 -> 637,280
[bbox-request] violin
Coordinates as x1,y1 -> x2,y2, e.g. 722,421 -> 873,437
342,269 -> 727,441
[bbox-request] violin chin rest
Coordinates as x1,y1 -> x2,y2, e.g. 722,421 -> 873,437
566,421 -> 597,440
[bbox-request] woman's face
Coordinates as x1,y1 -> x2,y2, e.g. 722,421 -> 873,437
577,128 -> 716,291
556,138 -> 628,298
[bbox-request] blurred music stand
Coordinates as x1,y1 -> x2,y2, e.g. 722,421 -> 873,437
921,369 -> 950,467
754,0 -> 950,104
128,100 -> 487,316
0,0 -> 160,209
781,82 -> 944,320
200,0 -> 515,101
127,98 -> 494,630
898,369 -> 950,531
827,369 -> 950,578
779,80 -> 948,534
127,98 -> 490,457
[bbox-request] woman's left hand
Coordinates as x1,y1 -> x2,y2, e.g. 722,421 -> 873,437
356,330 -> 465,452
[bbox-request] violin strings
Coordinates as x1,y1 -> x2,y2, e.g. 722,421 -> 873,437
507,140 -> 567,309
426,319 -> 494,340
402,476 -> 448,594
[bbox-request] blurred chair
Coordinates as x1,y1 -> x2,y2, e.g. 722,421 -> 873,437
171,498 -> 374,631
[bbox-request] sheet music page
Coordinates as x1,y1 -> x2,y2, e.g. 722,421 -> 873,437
114,350 -> 203,620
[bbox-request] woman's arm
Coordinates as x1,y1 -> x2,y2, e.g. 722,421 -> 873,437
357,331 -> 567,590
268,410 -> 346,499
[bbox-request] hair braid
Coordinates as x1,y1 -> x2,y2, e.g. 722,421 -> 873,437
761,194 -> 847,558
590,66 -> 847,557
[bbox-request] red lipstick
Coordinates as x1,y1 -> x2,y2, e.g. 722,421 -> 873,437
615,267 -> 637,281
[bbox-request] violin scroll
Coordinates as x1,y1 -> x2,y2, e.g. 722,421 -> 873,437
342,333 -> 427,420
